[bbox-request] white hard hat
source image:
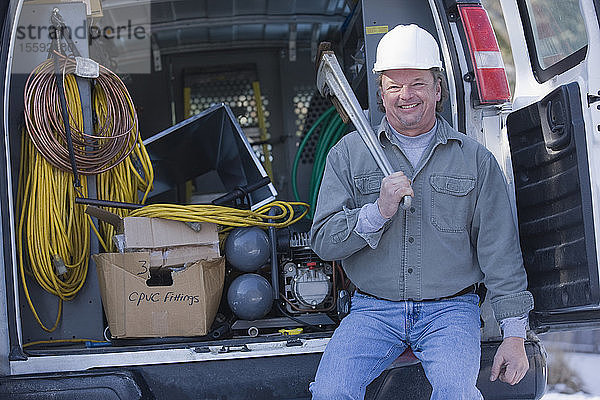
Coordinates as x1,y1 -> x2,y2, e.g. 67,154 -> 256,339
372,24 -> 443,72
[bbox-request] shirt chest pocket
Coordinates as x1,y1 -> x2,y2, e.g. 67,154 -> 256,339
353,172 -> 384,207
430,174 -> 476,232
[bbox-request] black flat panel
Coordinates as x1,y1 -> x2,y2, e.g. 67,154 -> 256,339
507,83 -> 599,316
143,103 -> 276,207
0,370 -> 152,400
136,353 -> 321,399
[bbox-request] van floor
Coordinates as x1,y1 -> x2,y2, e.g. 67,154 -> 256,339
21,331 -> 334,357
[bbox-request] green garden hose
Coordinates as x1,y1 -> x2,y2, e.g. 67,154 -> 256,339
292,106 -> 348,219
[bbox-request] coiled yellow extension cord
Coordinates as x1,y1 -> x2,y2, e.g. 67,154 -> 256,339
128,201 -> 310,230
18,73 -> 90,332
18,62 -> 153,332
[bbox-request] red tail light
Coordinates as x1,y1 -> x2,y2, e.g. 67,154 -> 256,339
458,4 -> 511,104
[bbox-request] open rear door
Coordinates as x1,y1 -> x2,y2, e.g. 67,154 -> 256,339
501,0 -> 600,331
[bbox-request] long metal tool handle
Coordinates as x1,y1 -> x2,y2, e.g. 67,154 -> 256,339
316,52 -> 411,210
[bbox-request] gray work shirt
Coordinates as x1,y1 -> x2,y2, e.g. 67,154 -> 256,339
310,115 -> 534,322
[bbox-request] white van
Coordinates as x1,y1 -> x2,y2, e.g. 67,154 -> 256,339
0,0 -> 598,398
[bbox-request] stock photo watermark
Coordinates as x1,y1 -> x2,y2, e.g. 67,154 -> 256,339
14,2 -> 151,74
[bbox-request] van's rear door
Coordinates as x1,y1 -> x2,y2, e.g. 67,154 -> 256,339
501,0 -> 600,331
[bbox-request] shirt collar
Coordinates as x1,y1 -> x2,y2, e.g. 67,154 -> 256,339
376,114 -> 464,147
388,120 -> 437,145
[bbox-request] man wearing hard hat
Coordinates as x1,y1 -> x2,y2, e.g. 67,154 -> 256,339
310,24 -> 533,399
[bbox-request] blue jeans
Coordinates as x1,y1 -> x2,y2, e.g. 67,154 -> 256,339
310,292 -> 483,400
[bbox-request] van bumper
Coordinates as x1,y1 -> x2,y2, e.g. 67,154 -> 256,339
0,340 -> 546,399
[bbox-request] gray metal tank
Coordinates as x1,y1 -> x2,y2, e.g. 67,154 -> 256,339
224,227 -> 270,272
227,273 -> 273,320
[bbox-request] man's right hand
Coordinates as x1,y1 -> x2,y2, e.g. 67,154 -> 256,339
377,171 -> 414,219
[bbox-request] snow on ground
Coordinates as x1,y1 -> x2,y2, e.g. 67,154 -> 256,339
559,352 -> 600,395
541,349 -> 600,399
544,350 -> 600,396
542,393 -> 600,399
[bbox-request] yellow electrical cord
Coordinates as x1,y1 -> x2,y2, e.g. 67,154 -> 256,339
94,80 -> 154,252
128,200 -> 310,230
18,73 -> 90,332
18,57 -> 153,331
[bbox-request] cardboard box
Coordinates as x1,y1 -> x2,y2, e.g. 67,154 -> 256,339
93,252 -> 225,338
121,217 -> 218,250
147,245 -> 219,268
86,206 -> 219,252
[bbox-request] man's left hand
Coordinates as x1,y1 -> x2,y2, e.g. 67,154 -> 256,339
489,337 -> 529,385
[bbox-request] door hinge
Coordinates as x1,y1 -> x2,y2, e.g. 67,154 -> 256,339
587,93 -> 600,106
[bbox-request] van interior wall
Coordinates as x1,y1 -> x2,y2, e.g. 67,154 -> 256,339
278,48 -> 324,206
1,2 -> 17,372
6,72 -> 28,349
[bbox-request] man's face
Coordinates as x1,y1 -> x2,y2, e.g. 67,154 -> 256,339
380,69 -> 441,137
